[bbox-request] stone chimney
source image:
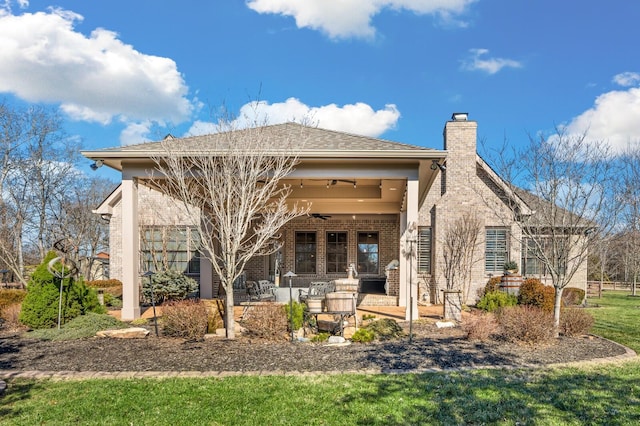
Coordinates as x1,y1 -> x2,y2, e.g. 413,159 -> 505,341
442,112 -> 478,194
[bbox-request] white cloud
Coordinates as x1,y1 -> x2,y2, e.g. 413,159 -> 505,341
246,0 -> 476,39
120,121 -> 152,146
187,98 -> 401,137
0,8 -> 195,126
563,85 -> 640,153
461,48 -> 522,74
613,72 -> 640,87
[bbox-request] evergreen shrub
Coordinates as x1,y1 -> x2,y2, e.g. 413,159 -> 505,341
284,301 -> 305,330
142,270 -> 198,304
477,291 -> 517,312
364,318 -> 405,340
19,251 -> 105,329
351,328 -> 375,343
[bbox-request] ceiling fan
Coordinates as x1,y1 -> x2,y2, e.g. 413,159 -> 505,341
310,213 -> 332,220
328,179 -> 356,186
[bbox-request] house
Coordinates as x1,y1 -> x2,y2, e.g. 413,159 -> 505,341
83,113 -> 587,320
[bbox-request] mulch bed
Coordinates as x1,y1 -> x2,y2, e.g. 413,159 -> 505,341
0,322 -> 631,373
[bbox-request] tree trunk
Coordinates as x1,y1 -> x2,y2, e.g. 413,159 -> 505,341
553,286 -> 564,338
224,281 -> 236,339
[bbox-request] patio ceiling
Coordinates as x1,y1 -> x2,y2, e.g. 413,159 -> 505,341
283,178 -> 406,214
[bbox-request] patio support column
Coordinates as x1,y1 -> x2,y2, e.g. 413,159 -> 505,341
120,176 -> 140,320
199,257 -> 214,299
400,178 -> 419,321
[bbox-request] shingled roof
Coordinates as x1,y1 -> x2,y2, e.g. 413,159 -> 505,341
95,122 -> 436,154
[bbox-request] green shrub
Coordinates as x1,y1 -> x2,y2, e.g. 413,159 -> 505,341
311,332 -> 330,342
27,312 -> 128,340
103,292 -> 122,308
351,328 -> 375,343
284,301 -> 305,331
364,318 -> 405,340
142,270 -> 198,304
19,251 -> 106,329
498,305 -> 555,345
560,308 -> 594,336
562,287 -> 586,306
518,278 -> 555,312
477,291 -> 517,312
161,300 -> 209,341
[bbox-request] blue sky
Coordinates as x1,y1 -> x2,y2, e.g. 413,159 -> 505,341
1,1 -> 639,179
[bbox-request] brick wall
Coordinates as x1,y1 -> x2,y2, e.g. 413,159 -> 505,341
255,214 -> 401,288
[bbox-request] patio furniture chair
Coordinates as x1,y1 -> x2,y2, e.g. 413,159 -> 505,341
299,281 -> 334,303
246,280 -> 275,302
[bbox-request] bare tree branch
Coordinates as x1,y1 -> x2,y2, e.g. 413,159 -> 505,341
149,121 -> 310,338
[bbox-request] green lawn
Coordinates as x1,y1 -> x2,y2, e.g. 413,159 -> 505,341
587,290 -> 640,352
1,291 -> 639,425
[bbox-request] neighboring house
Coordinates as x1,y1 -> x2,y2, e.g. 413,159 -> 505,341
78,251 -> 110,281
84,113 -> 587,320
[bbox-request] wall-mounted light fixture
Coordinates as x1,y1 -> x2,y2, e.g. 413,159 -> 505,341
90,159 -> 104,171
300,180 -> 303,189
430,159 -> 446,172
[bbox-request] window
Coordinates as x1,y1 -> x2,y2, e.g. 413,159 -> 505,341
326,232 -> 348,273
358,232 -> 379,274
295,232 -> 316,274
521,236 -> 567,276
485,228 -> 508,273
417,227 -> 432,273
141,226 -> 200,275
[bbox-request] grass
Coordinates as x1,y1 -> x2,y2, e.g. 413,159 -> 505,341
586,290 -> 640,352
1,291 -> 639,425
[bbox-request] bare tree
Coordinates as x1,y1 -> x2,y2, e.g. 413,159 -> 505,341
620,144 -> 640,295
150,122 -> 309,339
485,128 -> 619,334
0,102 -> 106,285
50,176 -> 113,279
441,212 -> 483,301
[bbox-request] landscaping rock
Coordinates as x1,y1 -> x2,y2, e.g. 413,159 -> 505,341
96,327 -> 150,339
328,335 -> 346,344
436,321 -> 456,329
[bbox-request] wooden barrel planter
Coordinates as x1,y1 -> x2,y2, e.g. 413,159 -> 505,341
500,274 -> 523,296
325,292 -> 356,313
334,278 -> 359,293
306,298 -> 325,314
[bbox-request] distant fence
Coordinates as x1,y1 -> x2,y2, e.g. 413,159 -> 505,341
587,281 -> 638,298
